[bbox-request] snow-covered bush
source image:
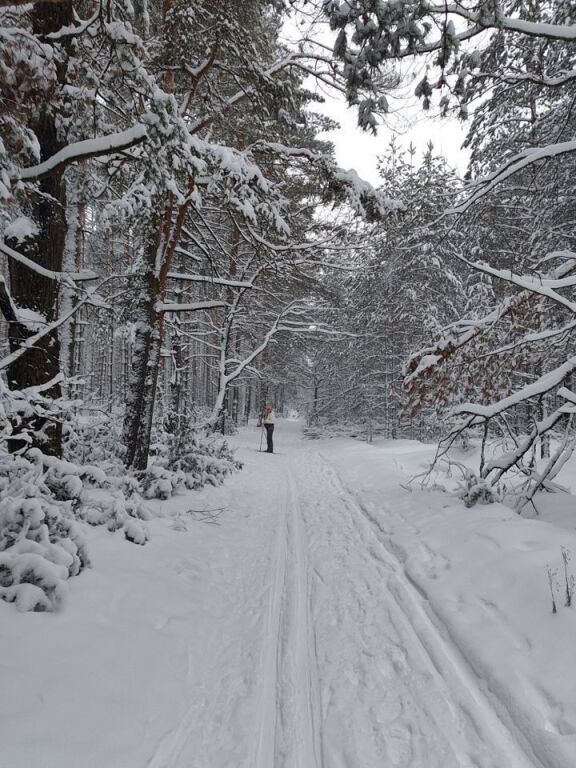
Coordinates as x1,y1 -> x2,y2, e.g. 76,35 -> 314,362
0,443 -> 160,612
140,464 -> 184,500
457,471 -> 496,508
169,434 -> 242,491
0,384 -> 241,611
0,451 -> 90,612
66,405 -> 242,496
63,408 -> 241,500
141,416 -> 242,496
62,409 -> 126,466
139,439 -> 241,497
0,388 -> 143,612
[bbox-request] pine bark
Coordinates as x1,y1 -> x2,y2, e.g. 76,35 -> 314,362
123,192 -> 189,469
4,2 -> 74,456
122,228 -> 162,469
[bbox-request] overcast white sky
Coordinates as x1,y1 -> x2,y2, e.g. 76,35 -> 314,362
313,93 -> 471,186
281,13 -> 471,187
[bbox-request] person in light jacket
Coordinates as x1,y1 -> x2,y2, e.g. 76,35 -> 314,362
263,405 -> 275,453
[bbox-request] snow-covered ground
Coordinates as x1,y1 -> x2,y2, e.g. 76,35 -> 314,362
3,420 -> 576,768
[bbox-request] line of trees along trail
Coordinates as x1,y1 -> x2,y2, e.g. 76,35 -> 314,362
305,0 -> 576,506
0,0 -> 392,468
3,0 -> 405,611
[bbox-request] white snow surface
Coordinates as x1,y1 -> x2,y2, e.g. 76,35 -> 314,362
4,215 -> 38,243
2,421 -> 576,768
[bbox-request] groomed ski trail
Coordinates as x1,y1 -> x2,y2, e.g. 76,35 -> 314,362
255,466 -> 323,768
147,423 -> 555,768
309,449 -> 549,768
273,442 -> 545,768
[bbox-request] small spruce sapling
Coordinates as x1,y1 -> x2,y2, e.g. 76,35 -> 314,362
457,469 -> 495,508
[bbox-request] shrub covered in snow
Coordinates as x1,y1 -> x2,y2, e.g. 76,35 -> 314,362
0,451 -> 91,612
68,408 -> 242,499
0,387 -> 241,612
457,471 -> 496,508
140,464 -> 183,500
63,409 -> 126,466
169,435 -> 242,490
0,447 -> 240,614
144,418 -> 242,496
0,445 -> 158,611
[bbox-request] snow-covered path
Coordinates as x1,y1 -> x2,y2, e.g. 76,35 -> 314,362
3,420 -> 576,768
249,427 -> 539,768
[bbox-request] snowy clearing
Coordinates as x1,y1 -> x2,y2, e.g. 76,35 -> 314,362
2,420 -> 576,768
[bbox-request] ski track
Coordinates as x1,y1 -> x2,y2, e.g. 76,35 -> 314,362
309,448 -> 544,768
148,432 -> 552,768
254,473 -> 287,768
256,465 -> 323,768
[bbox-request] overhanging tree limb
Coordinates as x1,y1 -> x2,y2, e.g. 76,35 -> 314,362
0,241 -> 98,284
0,277 -> 115,373
429,5 -> 576,41
15,125 -> 148,183
447,141 -> 576,215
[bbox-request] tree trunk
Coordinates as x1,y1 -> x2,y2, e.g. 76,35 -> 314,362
123,191 -> 188,469
123,229 -> 162,469
213,222 -> 241,433
4,2 -> 73,456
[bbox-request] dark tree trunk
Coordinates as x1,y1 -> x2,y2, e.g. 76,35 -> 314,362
168,284 -> 191,455
123,231 -> 162,470
123,192 -> 187,470
4,2 -> 73,456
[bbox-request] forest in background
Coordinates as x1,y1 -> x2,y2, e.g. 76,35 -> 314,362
1,0 -> 575,611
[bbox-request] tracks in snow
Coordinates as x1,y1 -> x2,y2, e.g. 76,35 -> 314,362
151,437 -> 549,768
315,450 -> 546,768
255,465 -> 323,768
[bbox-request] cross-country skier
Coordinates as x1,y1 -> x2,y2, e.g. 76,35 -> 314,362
262,405 -> 275,453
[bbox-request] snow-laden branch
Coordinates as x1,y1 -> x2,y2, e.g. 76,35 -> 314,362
0,241 -> 98,284
482,318 -> 576,359
447,141 -> 576,215
406,294 -> 525,384
16,125 -> 148,182
451,355 -> 576,420
166,272 -> 256,289
188,52 -> 300,134
248,141 -> 403,219
406,253 -> 576,386
558,387 -> 576,410
472,68 -> 576,88
250,141 -> 325,163
459,256 -> 576,315
188,51 -> 338,135
155,300 -> 227,313
45,9 -> 100,40
206,300 -> 310,427
0,277 -> 114,374
513,427 -> 576,511
483,409 -> 567,480
174,246 -> 203,264
180,43 -> 220,116
222,311 -> 286,385
431,4 -> 576,41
